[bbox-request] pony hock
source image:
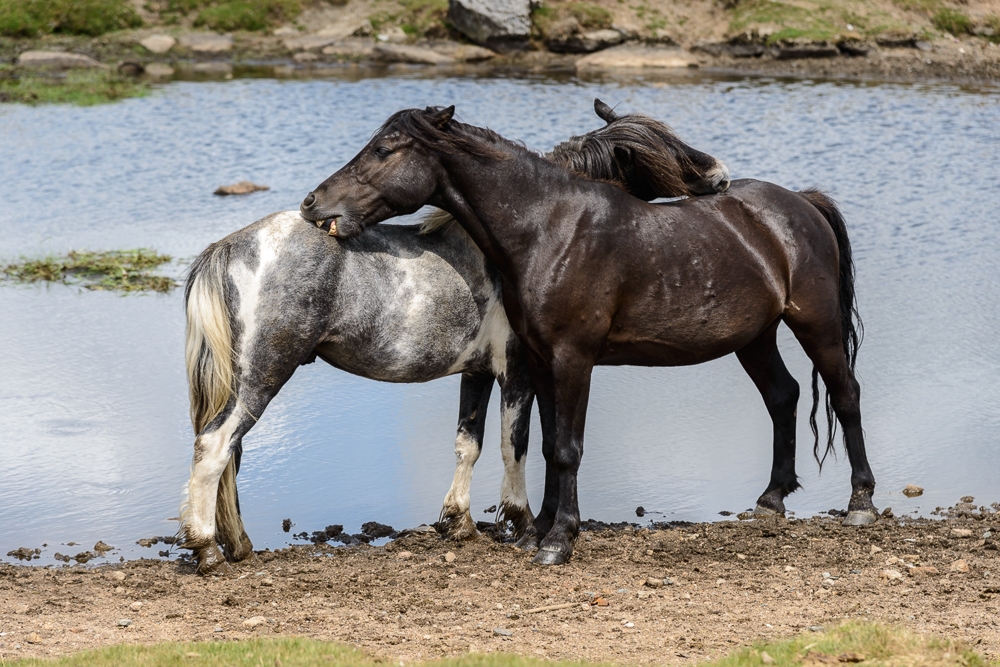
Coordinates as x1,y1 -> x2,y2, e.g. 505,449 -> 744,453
180,100 -> 731,575
301,105 -> 877,566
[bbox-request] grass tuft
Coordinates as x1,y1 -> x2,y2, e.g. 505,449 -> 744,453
0,0 -> 141,38
932,8 -> 971,35
0,68 -> 148,105
5,622 -> 992,667
193,0 -> 302,32
368,0 -> 448,39
1,249 -> 177,293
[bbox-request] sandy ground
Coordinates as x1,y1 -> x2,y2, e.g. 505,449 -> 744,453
3,503 -> 1000,664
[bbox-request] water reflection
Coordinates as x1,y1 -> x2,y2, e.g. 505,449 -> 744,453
1,68 -> 998,565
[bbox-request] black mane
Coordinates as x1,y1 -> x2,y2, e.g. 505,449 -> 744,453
379,107 -> 524,161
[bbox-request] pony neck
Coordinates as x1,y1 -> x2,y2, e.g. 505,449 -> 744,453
433,150 -> 565,278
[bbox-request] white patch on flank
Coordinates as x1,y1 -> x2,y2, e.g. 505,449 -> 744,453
498,402 -> 528,513
445,292 -> 513,377
441,430 -> 481,516
233,212 -> 299,376
185,410 -> 241,543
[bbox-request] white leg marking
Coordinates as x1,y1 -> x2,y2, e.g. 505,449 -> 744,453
498,402 -> 528,513
442,430 -> 481,517
185,411 -> 241,543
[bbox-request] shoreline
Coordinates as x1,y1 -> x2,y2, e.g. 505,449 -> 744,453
3,506 -> 999,663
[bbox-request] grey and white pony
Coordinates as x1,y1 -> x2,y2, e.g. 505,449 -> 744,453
181,100 -> 731,575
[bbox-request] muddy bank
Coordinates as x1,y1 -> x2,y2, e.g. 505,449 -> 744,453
3,505 -> 999,663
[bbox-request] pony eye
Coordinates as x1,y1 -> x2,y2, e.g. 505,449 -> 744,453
374,146 -> 392,158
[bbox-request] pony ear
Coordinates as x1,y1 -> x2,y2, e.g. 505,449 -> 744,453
428,105 -> 455,128
594,98 -> 619,124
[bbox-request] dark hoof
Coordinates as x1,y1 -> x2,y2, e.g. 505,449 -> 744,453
196,546 -> 234,576
531,546 -> 570,565
843,510 -> 878,526
754,504 -> 783,517
515,534 -> 539,552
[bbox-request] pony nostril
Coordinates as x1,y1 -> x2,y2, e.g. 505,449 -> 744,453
303,193 -> 316,208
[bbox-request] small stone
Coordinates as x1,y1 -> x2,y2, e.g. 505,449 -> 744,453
909,566 -> 939,576
25,632 -> 42,644
784,565 -> 796,572
17,51 -> 107,69
822,572 -> 831,578
950,559 -> 969,572
397,551 -> 413,560
130,602 -> 143,611
807,625 -> 825,632
214,181 -> 269,196
870,545 -> 882,554
839,652 -> 866,663
373,43 -> 455,65
115,586 -> 125,594
902,484 -> 923,497
737,553 -> 747,560
952,528 -> 973,538
214,626 -> 224,633
293,51 -> 319,62
14,603 -> 29,614
644,578 -> 663,588
623,621 -> 635,628
144,63 -> 175,78
94,541 -> 114,552
117,619 -> 132,627
580,602 -> 591,610
243,616 -> 267,627
961,496 -> 975,503
761,651 -> 775,664
178,32 -> 233,53
444,551 -> 456,563
492,628 -> 512,637
140,35 -> 176,54
111,571 -> 126,582
880,569 -> 904,582
262,578 -> 274,586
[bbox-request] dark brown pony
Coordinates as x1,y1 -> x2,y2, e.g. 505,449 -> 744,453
300,106 -> 876,565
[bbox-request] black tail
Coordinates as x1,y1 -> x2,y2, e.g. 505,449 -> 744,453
799,189 -> 863,470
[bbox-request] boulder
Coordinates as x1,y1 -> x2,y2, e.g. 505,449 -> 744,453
140,35 -> 176,54
447,0 -> 530,52
17,51 -> 107,69
423,40 -> 496,62
373,43 -> 455,65
214,181 -> 269,195
575,45 -> 697,71
283,35 -> 339,51
178,32 -> 233,53
375,26 -> 408,43
548,28 -> 624,54
321,39 -> 376,58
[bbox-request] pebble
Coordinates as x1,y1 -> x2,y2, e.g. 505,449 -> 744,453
761,650 -> 776,664
25,632 -> 42,644
870,545 -> 882,554
213,626 -> 224,633
14,604 -> 29,614
880,569 -> 904,582
444,551 -> 456,563
130,602 -> 143,611
117,619 -> 131,627
397,551 -> 413,560
902,484 -> 923,497
644,578 -> 663,588
952,528 -> 973,538
737,553 -> 747,560
950,559 -> 969,573
909,566 -> 939,576
115,586 -> 125,594
139,35 -> 176,54
492,628 -> 512,637
242,616 -> 267,627
784,566 -> 796,572
821,579 -> 835,587
808,625 -> 825,632
111,571 -> 126,582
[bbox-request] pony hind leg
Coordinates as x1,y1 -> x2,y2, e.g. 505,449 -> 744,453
786,313 -> 877,526
735,321 -> 802,516
496,360 -> 535,539
440,373 -> 494,541
217,445 -> 253,562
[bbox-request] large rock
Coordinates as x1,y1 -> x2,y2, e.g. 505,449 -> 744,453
283,35 -> 339,51
447,0 -> 530,52
321,38 -> 376,58
17,51 -> 107,69
178,32 -> 233,53
140,35 -> 176,54
548,28 -> 624,54
424,40 -> 496,62
575,45 -> 697,71
373,43 -> 455,65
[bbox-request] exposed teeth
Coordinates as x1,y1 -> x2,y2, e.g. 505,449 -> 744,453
315,219 -> 324,228
328,221 -> 338,236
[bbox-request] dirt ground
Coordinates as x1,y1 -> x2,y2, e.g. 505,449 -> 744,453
3,502 -> 1000,664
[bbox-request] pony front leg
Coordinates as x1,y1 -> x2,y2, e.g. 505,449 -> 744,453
532,356 -> 593,566
440,373 -> 493,540
497,366 -> 535,539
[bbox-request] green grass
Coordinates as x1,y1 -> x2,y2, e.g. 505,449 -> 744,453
0,68 -> 149,106
6,623 -> 993,667
160,0 -> 301,31
729,0 -> 840,43
0,0 -> 141,37
932,8 -> 971,35
1,249 -> 177,293
368,0 -> 448,38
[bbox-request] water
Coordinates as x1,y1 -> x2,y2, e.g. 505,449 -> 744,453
2,67 -> 999,565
